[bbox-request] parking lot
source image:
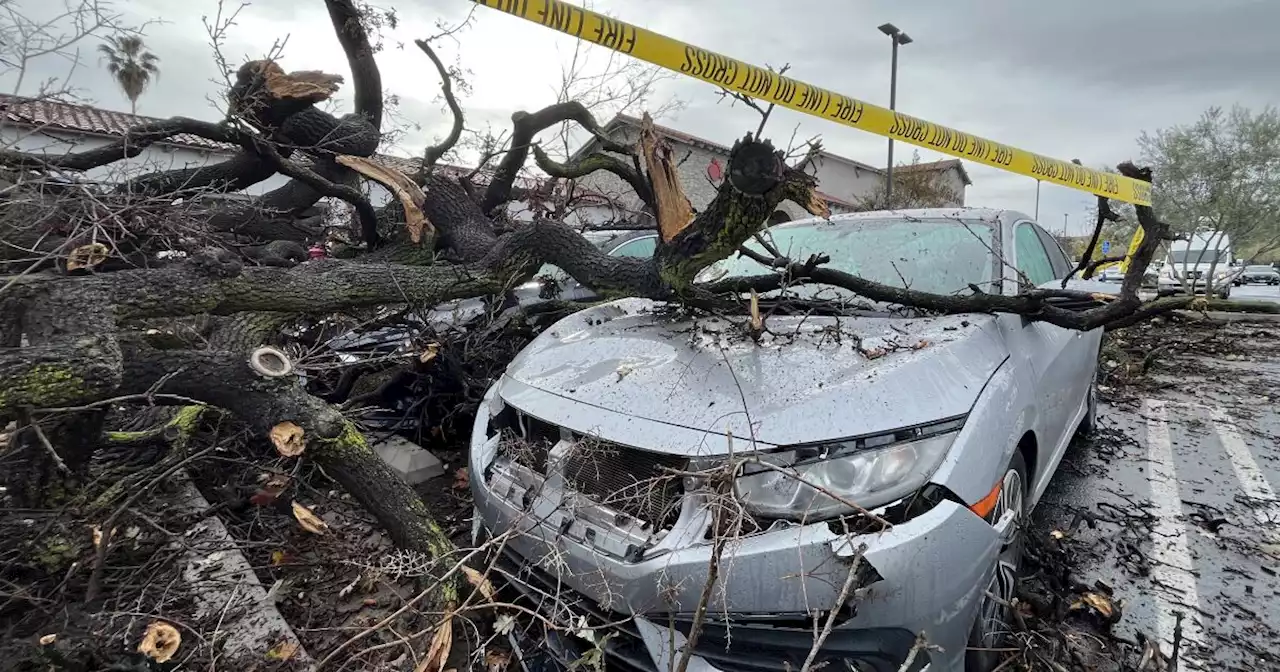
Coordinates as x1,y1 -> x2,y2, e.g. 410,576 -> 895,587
1231,283 -> 1280,304
1033,315 -> 1280,671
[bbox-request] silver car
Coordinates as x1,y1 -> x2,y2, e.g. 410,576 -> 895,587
469,209 -> 1104,672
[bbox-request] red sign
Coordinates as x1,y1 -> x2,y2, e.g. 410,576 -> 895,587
707,158 -> 723,182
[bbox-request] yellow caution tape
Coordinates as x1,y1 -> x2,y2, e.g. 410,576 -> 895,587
1119,224 -> 1146,273
472,0 -> 1153,207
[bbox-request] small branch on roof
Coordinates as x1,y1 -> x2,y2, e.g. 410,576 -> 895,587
639,112 -> 694,242
336,155 -> 432,244
415,38 -> 464,173
532,144 -> 655,211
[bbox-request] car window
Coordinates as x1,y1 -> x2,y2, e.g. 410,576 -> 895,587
1014,223 -> 1055,286
610,235 -> 658,258
696,217 -> 996,296
1032,225 -> 1071,279
525,263 -> 574,285
1246,265 -> 1273,272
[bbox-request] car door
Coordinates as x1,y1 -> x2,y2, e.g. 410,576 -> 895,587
1007,221 -> 1097,474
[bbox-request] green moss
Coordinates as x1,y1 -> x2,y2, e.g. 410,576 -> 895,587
0,364 -> 85,410
321,420 -> 372,455
104,405 -> 206,444
170,405 -> 205,434
32,535 -> 80,573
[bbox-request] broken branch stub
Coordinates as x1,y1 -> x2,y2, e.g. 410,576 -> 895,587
337,155 -> 434,243
270,421 -> 306,457
640,112 -> 694,242
252,60 -> 343,105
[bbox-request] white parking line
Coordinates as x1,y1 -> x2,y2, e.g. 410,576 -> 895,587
1206,406 -> 1280,530
1144,398 -> 1204,669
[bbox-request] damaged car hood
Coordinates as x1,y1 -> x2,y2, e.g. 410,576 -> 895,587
501,298 -> 1009,451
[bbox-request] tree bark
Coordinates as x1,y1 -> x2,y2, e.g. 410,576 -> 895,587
116,342 -> 456,560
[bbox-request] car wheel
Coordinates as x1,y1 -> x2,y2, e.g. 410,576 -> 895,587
1076,374 -> 1098,437
1219,286 -> 1231,300
966,451 -> 1028,672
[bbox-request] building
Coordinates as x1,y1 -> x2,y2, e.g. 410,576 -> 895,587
569,113 -> 972,224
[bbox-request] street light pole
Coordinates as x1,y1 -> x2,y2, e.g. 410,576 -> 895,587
878,23 -> 911,205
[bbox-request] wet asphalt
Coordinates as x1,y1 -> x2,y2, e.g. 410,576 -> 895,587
1231,283 -> 1280,305
1033,295 -> 1280,671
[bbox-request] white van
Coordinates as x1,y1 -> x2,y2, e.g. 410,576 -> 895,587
1157,231 -> 1237,299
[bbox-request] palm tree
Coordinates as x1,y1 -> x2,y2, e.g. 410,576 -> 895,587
98,35 -> 160,116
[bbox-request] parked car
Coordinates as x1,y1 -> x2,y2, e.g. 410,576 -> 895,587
1234,264 -> 1280,286
470,208 -> 1109,672
1097,265 -> 1123,282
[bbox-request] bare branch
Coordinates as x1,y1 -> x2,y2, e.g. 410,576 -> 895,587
1063,195 -> 1122,285
323,0 -> 383,129
480,100 -> 632,214
415,39 -> 464,172
531,144 -> 654,211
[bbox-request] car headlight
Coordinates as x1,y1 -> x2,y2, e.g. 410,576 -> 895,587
734,417 -> 964,521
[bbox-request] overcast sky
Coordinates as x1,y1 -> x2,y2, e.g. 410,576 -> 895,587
6,0 -> 1279,235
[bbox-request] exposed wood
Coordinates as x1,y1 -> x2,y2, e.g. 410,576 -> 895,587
258,61 -> 344,104
640,112 -> 694,242
337,155 -> 434,243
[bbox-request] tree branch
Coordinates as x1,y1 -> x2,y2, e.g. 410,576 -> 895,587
531,144 -> 655,211
0,119 -> 202,172
115,342 -> 455,562
324,0 -> 383,130
416,39 -> 464,172
655,137 -> 826,293
1063,195 -> 1121,285
480,101 -> 632,214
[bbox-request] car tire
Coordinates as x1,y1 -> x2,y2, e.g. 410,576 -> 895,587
965,451 -> 1028,672
1076,374 -> 1098,437
1219,286 -> 1231,300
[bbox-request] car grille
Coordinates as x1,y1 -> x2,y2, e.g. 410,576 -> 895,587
503,410 -> 688,529
494,546 -> 657,672
562,442 -> 686,529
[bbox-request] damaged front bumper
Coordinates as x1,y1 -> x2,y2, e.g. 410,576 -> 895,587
469,384 -> 1002,672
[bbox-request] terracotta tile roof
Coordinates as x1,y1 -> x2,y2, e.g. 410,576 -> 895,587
0,94 -> 237,151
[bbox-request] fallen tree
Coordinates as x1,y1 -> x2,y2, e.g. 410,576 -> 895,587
0,0 -> 1245,631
